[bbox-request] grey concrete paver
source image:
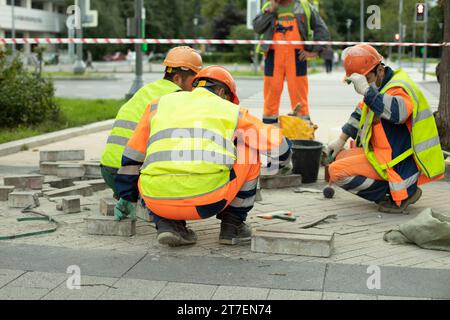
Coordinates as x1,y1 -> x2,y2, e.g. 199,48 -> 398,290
42,275 -> 118,300
267,289 -> 322,300
211,286 -> 270,300
98,278 -> 167,300
322,292 -> 377,300
0,269 -> 27,288
7,271 -> 67,289
155,282 -> 218,300
0,286 -> 50,300
377,295 -> 431,300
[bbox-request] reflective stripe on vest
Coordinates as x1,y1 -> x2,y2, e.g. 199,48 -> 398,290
100,79 -> 181,169
358,69 -> 444,190
139,88 -> 240,200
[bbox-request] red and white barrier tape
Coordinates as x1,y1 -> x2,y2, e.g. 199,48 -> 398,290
0,38 -> 449,47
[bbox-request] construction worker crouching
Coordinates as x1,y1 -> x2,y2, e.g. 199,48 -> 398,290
114,66 -> 292,247
253,0 -> 329,124
328,44 -> 445,213
100,46 -> 203,198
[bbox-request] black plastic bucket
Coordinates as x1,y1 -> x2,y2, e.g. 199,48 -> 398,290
291,140 -> 324,184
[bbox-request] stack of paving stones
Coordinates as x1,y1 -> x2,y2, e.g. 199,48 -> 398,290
85,195 -> 136,236
38,150 -> 135,236
0,149 -> 133,236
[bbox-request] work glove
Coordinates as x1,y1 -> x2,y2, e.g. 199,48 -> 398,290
114,198 -> 137,222
347,73 -> 370,96
327,137 -> 347,161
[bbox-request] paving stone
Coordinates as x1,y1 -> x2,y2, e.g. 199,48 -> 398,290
259,175 -> 302,189
47,177 -> 75,189
85,179 -> 108,192
57,164 -> 86,179
255,188 -> 263,202
252,227 -> 335,257
42,275 -> 117,300
8,191 -> 40,208
0,286 -> 49,300
0,186 -> 15,201
8,272 -> 67,289
85,216 -> 136,236
62,196 -> 81,214
99,278 -> 167,300
83,162 -> 102,178
136,202 -> 153,222
3,175 -> 44,190
100,197 -> 117,216
40,150 -> 85,162
155,282 -> 217,300
377,295 -> 431,300
212,286 -> 269,300
322,292 -> 377,300
44,185 -> 93,198
268,289 -> 322,300
0,269 -> 26,288
39,162 -> 61,175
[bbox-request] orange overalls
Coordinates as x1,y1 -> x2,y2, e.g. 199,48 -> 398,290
263,12 -> 309,124
329,87 -> 442,205
118,96 -> 290,221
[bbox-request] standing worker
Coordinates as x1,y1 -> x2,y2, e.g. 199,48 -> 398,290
100,46 -> 203,197
327,44 -> 445,213
322,45 -> 334,74
253,0 -> 329,124
114,66 -> 292,247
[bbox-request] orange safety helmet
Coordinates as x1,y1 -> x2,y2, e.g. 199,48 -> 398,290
163,46 -> 203,73
342,44 -> 384,77
192,65 -> 240,105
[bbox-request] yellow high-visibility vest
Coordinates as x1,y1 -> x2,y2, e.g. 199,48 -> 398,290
101,79 -> 181,169
359,69 -> 445,180
139,88 -> 240,200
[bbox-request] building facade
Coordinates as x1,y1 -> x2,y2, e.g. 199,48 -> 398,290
0,0 -> 66,53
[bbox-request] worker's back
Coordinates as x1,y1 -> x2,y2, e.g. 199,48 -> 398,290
139,88 -> 240,200
101,79 -> 181,170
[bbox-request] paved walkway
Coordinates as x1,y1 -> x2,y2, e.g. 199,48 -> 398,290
0,70 -> 449,300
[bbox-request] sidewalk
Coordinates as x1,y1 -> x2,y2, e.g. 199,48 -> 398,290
1,70 -> 449,300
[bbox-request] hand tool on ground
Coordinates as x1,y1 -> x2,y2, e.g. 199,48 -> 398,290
323,186 -> 335,199
298,214 -> 338,229
294,187 -> 322,194
257,211 -> 297,222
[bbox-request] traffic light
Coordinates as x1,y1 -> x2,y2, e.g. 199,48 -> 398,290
415,3 -> 427,23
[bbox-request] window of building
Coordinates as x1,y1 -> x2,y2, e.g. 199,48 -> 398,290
31,1 -> 44,10
6,0 -> 21,6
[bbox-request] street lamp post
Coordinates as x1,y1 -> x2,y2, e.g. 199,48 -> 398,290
126,0 -> 145,100
11,0 -> 16,53
422,1 -> 428,81
360,0 -> 364,42
73,0 -> 86,74
398,0 -> 403,67
346,19 -> 353,42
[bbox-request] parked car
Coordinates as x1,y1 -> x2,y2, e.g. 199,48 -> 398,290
103,52 -> 127,62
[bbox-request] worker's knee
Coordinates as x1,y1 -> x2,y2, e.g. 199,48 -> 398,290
328,162 -> 342,184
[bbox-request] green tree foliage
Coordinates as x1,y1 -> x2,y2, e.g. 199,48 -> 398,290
83,0 -> 128,60
228,24 -> 255,62
77,0 -> 444,59
0,50 -> 59,128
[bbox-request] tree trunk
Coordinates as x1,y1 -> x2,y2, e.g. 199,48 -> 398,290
436,0 -> 450,151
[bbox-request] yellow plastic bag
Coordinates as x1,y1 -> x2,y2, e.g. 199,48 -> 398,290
279,115 -> 318,140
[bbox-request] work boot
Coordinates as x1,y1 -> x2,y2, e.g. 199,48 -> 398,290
219,212 -> 252,245
156,218 -> 197,247
378,188 -> 422,214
